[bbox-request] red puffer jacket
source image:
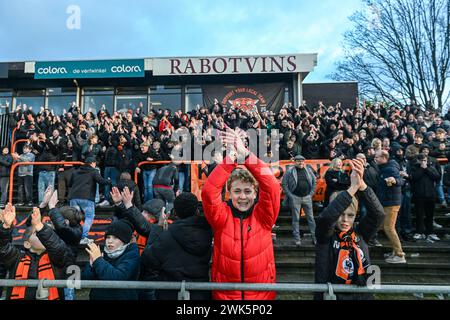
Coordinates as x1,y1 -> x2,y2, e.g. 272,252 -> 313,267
201,153 -> 280,300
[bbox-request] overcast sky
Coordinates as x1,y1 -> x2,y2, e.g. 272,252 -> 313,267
0,0 -> 363,82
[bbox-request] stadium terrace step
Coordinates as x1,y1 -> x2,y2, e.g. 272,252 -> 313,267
272,225 -> 450,237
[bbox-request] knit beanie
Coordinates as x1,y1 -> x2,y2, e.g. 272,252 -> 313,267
143,199 -> 165,218
174,192 -> 199,219
105,220 -> 134,244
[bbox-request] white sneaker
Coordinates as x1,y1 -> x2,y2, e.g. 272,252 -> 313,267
98,200 -> 111,207
428,234 -> 440,242
383,251 -> 395,259
385,255 -> 407,264
433,221 -> 443,229
79,238 -> 94,245
294,240 -> 302,247
413,233 -> 426,240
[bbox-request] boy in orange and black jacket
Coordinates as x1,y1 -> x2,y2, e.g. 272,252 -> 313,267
0,205 -> 73,300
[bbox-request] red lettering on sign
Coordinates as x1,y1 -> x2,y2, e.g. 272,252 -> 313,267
261,56 -> 268,72
200,59 -> 211,74
270,56 -> 284,72
287,56 -> 297,72
244,57 -> 258,72
184,59 -> 196,74
170,59 -> 183,74
228,57 -> 242,73
212,58 -> 227,73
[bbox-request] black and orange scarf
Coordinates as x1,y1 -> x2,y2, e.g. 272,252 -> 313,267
11,253 -> 60,300
333,230 -> 368,286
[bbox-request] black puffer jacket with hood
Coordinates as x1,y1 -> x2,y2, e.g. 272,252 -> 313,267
141,215 -> 212,300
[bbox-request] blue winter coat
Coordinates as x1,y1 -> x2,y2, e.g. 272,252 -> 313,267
82,243 -> 140,300
376,160 -> 404,207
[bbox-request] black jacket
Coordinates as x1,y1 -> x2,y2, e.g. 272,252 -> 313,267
363,163 -> 379,193
48,208 -> 82,265
410,163 -> 441,200
0,154 -> 13,178
141,215 -> 213,300
136,148 -> 170,171
33,139 -> 60,171
104,146 -> 119,167
68,165 -> 111,201
152,164 -> 178,188
443,164 -> 450,188
324,169 -> 351,206
0,224 -> 73,300
315,187 -> 384,300
120,206 -> 163,241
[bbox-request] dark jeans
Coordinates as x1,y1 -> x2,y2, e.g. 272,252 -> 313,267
58,168 -> 74,204
0,177 -> 9,205
396,190 -> 413,235
104,167 -> 119,202
18,175 -> 33,203
414,198 -> 435,235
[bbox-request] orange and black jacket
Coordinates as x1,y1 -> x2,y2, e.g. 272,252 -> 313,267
0,223 -> 73,300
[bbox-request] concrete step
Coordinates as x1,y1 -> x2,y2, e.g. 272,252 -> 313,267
274,215 -> 450,225
272,225 -> 450,237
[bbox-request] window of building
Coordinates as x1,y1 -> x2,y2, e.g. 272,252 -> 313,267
0,90 -> 12,115
284,86 -> 290,105
14,90 -> 46,112
115,87 -> 148,113
82,88 -> 114,114
149,85 -> 181,112
47,88 -> 77,115
115,96 -> 148,113
185,85 -> 203,112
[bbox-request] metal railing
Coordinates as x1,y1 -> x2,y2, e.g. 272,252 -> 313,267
7,158 -> 450,205
8,161 -> 85,203
10,126 -> 18,147
0,279 -> 449,300
134,160 -> 204,186
11,138 -> 29,154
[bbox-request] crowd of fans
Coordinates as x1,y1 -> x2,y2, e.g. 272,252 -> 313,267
1,98 -> 450,300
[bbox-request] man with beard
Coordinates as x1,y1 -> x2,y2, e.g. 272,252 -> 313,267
282,155 -> 317,246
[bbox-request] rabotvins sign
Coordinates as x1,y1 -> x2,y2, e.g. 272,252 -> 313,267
34,59 -> 145,79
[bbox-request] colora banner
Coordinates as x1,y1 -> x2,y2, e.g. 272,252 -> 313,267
34,59 -> 145,79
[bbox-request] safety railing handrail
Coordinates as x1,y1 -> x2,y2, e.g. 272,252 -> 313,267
0,280 -> 449,296
8,158 -> 450,204
133,160 -> 209,185
10,126 -> 18,147
11,138 -> 29,154
8,161 -> 85,203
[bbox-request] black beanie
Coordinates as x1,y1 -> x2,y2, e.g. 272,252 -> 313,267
174,192 -> 198,219
105,220 -> 134,244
